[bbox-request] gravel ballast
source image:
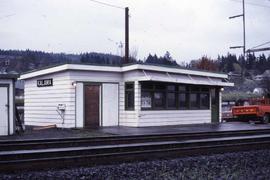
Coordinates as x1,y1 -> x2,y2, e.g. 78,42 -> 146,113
1,150 -> 270,180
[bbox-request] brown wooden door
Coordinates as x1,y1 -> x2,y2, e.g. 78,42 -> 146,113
84,85 -> 100,128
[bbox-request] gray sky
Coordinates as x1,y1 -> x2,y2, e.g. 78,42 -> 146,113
0,0 -> 270,63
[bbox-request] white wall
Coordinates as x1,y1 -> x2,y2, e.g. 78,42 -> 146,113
219,90 -> 222,122
138,110 -> 211,127
24,70 -> 125,128
119,81 -> 139,127
24,72 -> 75,128
69,71 -> 123,128
0,79 -> 15,135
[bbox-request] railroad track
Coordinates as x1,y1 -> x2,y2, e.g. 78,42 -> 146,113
1,129 -> 270,172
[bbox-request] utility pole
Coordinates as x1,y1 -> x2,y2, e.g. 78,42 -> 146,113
229,0 -> 246,77
125,7 -> 129,64
242,0 -> 246,61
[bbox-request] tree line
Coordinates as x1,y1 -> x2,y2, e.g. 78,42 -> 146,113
0,49 -> 270,76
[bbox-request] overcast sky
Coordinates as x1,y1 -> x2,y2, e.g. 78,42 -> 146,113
0,0 -> 270,63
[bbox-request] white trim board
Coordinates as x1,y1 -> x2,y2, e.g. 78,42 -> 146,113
20,64 -> 229,80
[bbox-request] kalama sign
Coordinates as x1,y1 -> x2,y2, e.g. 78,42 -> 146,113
37,79 -> 53,87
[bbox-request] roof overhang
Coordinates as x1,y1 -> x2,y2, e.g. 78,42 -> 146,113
19,64 -> 231,84
134,71 -> 234,87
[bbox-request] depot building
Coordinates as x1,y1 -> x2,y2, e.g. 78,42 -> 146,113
19,63 -> 233,128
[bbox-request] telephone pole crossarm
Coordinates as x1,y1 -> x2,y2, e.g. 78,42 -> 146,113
246,47 -> 270,53
229,14 -> 243,19
230,46 -> 244,49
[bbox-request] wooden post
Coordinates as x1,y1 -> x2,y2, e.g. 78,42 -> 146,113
125,7 -> 129,64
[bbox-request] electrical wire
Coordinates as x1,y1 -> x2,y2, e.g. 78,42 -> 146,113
88,0 -> 125,10
229,0 -> 270,9
250,41 -> 270,49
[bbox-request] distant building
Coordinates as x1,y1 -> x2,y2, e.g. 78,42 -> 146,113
253,87 -> 266,95
254,70 -> 270,81
228,72 -> 241,80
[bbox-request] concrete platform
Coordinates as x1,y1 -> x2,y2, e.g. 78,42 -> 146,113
1,122 -> 270,140
98,122 -> 270,136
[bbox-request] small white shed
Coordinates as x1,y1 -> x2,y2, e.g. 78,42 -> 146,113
20,63 -> 234,128
0,74 -> 17,136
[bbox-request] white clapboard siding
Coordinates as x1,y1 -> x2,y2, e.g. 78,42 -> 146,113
25,94 -> 75,99
138,110 -> 211,127
0,79 -> 15,135
219,91 -> 222,122
69,71 -> 122,82
24,71 -> 76,128
24,107 -> 76,112
26,121 -> 75,128
118,81 -> 140,126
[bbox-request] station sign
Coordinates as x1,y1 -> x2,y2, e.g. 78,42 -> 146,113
37,79 -> 53,87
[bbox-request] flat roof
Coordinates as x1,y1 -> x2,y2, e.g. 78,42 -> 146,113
19,63 -> 229,80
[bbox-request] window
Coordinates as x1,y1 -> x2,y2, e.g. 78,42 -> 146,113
200,93 -> 210,109
167,85 -> 176,109
154,92 -> 165,109
190,86 -> 200,109
125,82 -> 134,110
178,93 -> 187,109
167,92 -> 176,108
178,85 -> 188,109
190,93 -> 199,109
141,91 -> 152,109
141,82 -> 210,110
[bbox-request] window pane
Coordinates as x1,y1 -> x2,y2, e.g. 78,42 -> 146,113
125,83 -> 134,90
179,93 -> 187,109
155,84 -> 166,90
190,93 -> 199,109
154,92 -> 165,108
126,92 -> 134,109
125,82 -> 134,110
167,92 -> 176,108
190,86 -> 200,92
179,85 -> 186,92
201,87 -> 209,92
167,85 -> 175,91
141,83 -> 154,90
141,91 -> 152,108
200,93 -> 209,109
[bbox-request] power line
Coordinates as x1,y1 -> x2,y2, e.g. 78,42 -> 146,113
88,0 -> 125,10
229,0 -> 270,9
246,47 -> 270,53
250,41 -> 270,49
